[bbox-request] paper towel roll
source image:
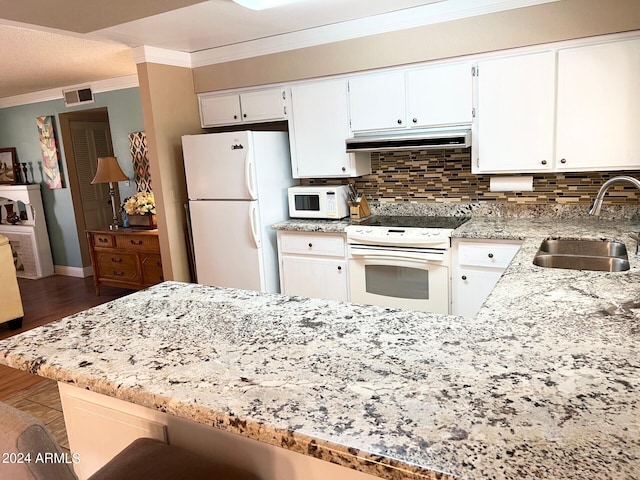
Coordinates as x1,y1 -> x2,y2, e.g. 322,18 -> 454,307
489,176 -> 534,192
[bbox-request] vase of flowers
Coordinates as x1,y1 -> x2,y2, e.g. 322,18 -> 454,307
122,191 -> 157,229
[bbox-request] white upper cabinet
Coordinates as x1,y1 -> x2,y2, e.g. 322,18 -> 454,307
289,80 -> 370,178
556,38 -> 640,171
348,65 -> 472,133
474,37 -> 640,174
199,94 -> 242,127
199,88 -> 287,127
472,51 -> 556,173
348,71 -> 406,132
406,63 -> 473,127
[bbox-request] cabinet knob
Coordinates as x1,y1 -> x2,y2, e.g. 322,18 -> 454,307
308,243 -> 313,248
412,118 -> 418,123
560,158 -> 567,164
233,115 -> 238,119
461,275 -> 467,280
488,253 -> 494,258
341,166 -> 346,172
397,119 -> 403,125
541,160 -> 547,165
243,113 -> 247,118
337,266 -> 342,271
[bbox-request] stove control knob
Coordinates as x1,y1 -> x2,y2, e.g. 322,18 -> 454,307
365,229 -> 373,233
355,228 -> 363,233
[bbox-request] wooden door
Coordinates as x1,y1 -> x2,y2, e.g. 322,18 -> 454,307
69,121 -> 115,230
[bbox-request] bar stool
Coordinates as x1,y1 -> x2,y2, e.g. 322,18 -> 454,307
0,401 -> 260,480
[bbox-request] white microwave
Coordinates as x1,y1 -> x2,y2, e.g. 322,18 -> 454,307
288,185 -> 350,219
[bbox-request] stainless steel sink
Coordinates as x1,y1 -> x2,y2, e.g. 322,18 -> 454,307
533,239 -> 630,272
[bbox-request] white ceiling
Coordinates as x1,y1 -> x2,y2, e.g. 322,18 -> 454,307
0,0 -> 556,100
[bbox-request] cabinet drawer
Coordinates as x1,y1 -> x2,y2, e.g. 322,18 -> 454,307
91,233 -> 115,248
457,242 -> 521,268
115,234 -> 159,251
279,233 -> 345,257
96,252 -> 138,281
141,254 -> 164,284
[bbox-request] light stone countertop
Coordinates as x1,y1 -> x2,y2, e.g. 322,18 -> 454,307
1,216 -> 639,480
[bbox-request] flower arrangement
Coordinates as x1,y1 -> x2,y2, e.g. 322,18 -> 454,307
122,191 -> 156,216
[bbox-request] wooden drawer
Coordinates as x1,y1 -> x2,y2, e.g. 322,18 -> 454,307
279,232 -> 345,257
141,254 -> 163,284
457,241 -> 521,269
115,234 -> 159,251
96,252 -> 138,281
91,233 -> 115,248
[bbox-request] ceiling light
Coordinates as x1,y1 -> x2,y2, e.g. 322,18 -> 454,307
232,0 -> 306,10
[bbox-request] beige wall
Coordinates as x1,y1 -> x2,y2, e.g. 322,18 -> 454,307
194,0 -> 640,92
137,62 -> 203,282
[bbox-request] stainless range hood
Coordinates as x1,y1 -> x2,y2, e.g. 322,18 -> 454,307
346,127 -> 471,153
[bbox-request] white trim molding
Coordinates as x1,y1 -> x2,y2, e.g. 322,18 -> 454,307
54,265 -> 94,278
0,74 -> 139,109
132,45 -> 192,68
191,0 -> 560,67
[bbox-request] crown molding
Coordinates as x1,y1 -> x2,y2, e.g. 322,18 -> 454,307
191,0 -> 559,67
132,45 -> 192,68
0,74 -> 139,109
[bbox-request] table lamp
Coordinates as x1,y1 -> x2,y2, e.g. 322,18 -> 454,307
91,156 -> 128,230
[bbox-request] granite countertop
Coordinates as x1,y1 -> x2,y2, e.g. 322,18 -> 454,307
1,216 -> 639,479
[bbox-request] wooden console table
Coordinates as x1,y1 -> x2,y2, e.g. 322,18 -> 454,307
87,228 -> 163,295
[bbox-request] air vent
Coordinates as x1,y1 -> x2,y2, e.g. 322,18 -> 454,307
63,86 -> 94,107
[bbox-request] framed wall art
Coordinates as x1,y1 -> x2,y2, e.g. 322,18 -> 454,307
36,116 -> 63,189
0,148 -> 17,185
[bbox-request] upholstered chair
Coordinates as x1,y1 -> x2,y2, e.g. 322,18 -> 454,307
0,234 -> 24,329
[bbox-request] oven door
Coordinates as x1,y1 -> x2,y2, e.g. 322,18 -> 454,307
348,244 -> 450,314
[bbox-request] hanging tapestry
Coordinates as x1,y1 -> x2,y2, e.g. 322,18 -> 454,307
35,116 -> 63,189
128,131 -> 151,193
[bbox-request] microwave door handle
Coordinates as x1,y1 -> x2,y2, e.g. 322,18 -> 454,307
249,203 -> 261,248
245,149 -> 258,200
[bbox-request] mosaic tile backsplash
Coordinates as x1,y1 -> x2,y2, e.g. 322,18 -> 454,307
345,149 -> 640,205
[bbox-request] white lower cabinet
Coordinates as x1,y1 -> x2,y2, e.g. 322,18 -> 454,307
277,231 -> 348,302
451,238 -> 521,317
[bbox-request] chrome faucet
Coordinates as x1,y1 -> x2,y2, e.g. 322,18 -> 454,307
589,175 -> 640,216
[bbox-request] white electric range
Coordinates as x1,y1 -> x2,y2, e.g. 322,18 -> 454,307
345,216 -> 469,314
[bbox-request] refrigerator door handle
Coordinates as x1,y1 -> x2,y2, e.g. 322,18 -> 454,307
249,203 -> 261,248
245,150 -> 258,200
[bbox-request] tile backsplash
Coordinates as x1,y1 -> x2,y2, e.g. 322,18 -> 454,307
349,149 -> 640,205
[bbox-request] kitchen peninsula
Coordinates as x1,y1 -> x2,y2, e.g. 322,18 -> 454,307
1,215 -> 639,480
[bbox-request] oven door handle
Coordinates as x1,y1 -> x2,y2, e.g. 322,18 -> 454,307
349,248 -> 445,263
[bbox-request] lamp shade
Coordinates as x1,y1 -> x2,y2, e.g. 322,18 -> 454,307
91,157 -> 128,184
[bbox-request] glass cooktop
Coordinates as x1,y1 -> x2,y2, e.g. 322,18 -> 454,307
353,215 -> 470,230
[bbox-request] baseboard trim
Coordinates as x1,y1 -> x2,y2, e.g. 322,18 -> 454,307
54,265 -> 93,278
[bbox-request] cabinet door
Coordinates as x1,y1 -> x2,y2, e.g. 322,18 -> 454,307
556,39 -> 640,171
239,89 -> 287,123
199,94 -> 242,127
348,71 -> 406,132
281,256 -> 348,302
289,80 -> 355,178
407,63 -> 472,127
473,52 -> 555,173
452,268 -> 502,317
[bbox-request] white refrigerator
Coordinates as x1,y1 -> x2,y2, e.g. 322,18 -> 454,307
182,131 -> 296,293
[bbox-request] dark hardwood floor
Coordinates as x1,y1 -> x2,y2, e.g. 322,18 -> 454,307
0,275 -> 132,400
